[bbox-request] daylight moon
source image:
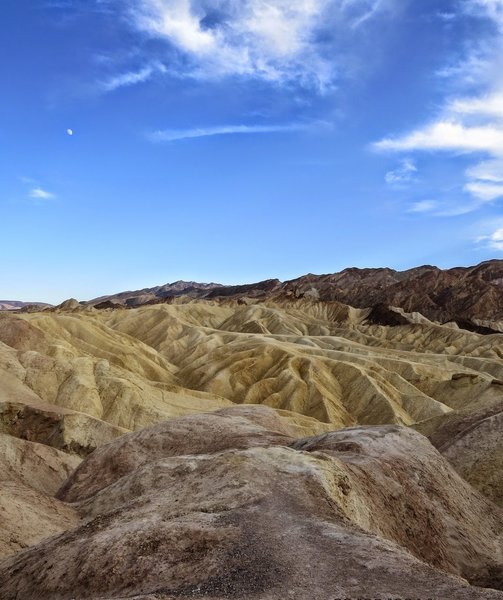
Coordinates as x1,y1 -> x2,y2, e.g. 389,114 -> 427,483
67,128 -> 73,136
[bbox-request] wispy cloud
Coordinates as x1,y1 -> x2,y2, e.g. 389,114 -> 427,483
375,117 -> 503,206
99,63 -> 166,92
29,187 -> 56,199
385,158 -> 417,185
466,157 -> 503,182
374,1 -> 503,214
437,11 -> 457,22
375,121 -> 503,154
405,199 -> 479,217
464,180 -> 503,201
124,0 -> 397,90
466,0 -> 503,28
148,122 -> 314,142
44,0 -> 113,15
478,226 -> 503,251
350,0 -> 394,29
408,200 -> 438,213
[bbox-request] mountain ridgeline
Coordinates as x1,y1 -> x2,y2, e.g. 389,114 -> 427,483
83,260 -> 503,330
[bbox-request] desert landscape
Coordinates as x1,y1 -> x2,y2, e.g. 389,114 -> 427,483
4,2 -> 503,596
1,261 -> 503,598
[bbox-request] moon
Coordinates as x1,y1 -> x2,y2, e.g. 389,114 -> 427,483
67,128 -> 73,136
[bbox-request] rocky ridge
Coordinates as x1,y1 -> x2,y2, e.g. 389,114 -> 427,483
83,260 -> 503,329
0,300 -> 51,311
2,406 -> 503,599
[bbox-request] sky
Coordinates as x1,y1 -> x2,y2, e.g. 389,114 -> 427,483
2,0 -> 503,303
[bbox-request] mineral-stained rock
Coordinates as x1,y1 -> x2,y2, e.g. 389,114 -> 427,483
0,434 -> 80,557
0,400 -> 127,457
57,406 -> 296,502
1,407 -> 503,599
415,402 -> 503,507
86,259 -> 503,326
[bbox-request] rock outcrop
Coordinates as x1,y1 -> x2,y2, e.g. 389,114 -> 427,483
415,402 -> 503,507
1,406 -> 503,599
0,434 -> 80,557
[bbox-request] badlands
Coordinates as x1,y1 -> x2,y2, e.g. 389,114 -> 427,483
1,261 -> 503,599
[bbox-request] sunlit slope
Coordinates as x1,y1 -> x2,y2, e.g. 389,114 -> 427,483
0,310 -> 233,455
1,300 -> 502,441
1,299 -> 500,443
0,433 -> 80,557
102,301 -> 503,421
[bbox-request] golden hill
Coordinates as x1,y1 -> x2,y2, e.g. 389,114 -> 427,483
3,300 -> 503,437
1,297 -> 503,598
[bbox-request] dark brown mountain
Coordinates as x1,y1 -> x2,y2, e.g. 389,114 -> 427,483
281,261 -> 503,324
89,280 -> 223,307
87,260 -> 503,328
205,278 -> 282,299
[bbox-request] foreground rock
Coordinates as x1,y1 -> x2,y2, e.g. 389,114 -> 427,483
0,434 -> 80,557
416,402 -> 503,507
1,406 -> 502,599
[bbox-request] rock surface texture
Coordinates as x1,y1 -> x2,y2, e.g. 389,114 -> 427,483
2,273 -> 503,598
1,406 -> 503,599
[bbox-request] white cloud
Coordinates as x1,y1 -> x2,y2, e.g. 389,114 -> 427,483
375,120 -> 503,154
384,158 -> 417,185
126,0 -> 395,88
468,0 -> 503,28
375,116 -> 503,210
408,200 -> 437,213
29,187 -> 55,199
149,122 -> 311,142
466,158 -> 503,182
100,64 -> 166,91
464,181 -> 503,201
478,225 -> 503,251
374,1 -> 503,215
435,49 -> 492,87
128,0 -> 330,87
449,91 -> 503,118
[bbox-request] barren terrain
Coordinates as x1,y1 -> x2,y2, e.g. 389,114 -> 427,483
2,264 -> 503,598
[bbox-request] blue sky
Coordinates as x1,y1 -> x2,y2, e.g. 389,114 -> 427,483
2,0 -> 503,302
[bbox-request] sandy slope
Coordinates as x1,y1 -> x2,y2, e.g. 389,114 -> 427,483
2,298 -> 503,452
415,402 -> 503,507
0,434 -> 80,557
1,299 -> 503,597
